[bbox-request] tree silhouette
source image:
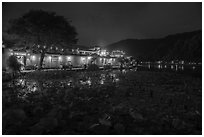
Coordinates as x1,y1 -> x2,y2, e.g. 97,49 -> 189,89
7,55 -> 22,80
6,10 -> 78,69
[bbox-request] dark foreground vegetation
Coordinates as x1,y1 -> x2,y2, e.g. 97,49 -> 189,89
2,69 -> 202,135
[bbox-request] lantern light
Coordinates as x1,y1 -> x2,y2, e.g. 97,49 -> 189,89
59,56 -> 62,61
32,55 -> 36,61
67,56 -> 71,60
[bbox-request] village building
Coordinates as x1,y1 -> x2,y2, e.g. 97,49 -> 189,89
2,45 -> 126,71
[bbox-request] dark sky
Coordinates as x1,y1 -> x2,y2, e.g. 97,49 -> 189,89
3,2 -> 202,47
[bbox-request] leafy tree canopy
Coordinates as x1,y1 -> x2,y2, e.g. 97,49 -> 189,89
7,9 -> 78,51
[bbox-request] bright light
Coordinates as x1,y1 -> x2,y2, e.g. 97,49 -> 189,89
33,86 -> 38,92
50,47 -> 53,49
87,79 -> 91,86
43,46 -> 46,49
108,58 -> 112,64
88,56 -> 92,60
115,78 -> 119,82
32,55 -> 36,61
100,50 -> 107,56
67,56 -> 71,61
56,47 -> 58,50
15,52 -> 26,56
49,56 -> 52,60
81,57 -> 85,61
59,56 -> 62,61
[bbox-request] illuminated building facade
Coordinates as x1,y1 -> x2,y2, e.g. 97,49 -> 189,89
2,47 -> 124,70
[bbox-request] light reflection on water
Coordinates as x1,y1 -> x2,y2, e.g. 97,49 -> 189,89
100,74 -> 106,85
15,79 -> 40,100
16,78 -> 39,92
11,64 -> 201,100
14,70 -> 122,98
141,64 -> 201,72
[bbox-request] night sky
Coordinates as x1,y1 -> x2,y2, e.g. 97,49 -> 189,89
3,2 -> 202,47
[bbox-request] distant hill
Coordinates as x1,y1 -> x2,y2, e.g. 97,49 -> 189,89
106,30 -> 202,62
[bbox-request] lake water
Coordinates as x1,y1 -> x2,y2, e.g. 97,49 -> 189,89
9,65 -> 199,93
12,70 -> 122,96
137,64 -> 202,77
5,64 -> 201,98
